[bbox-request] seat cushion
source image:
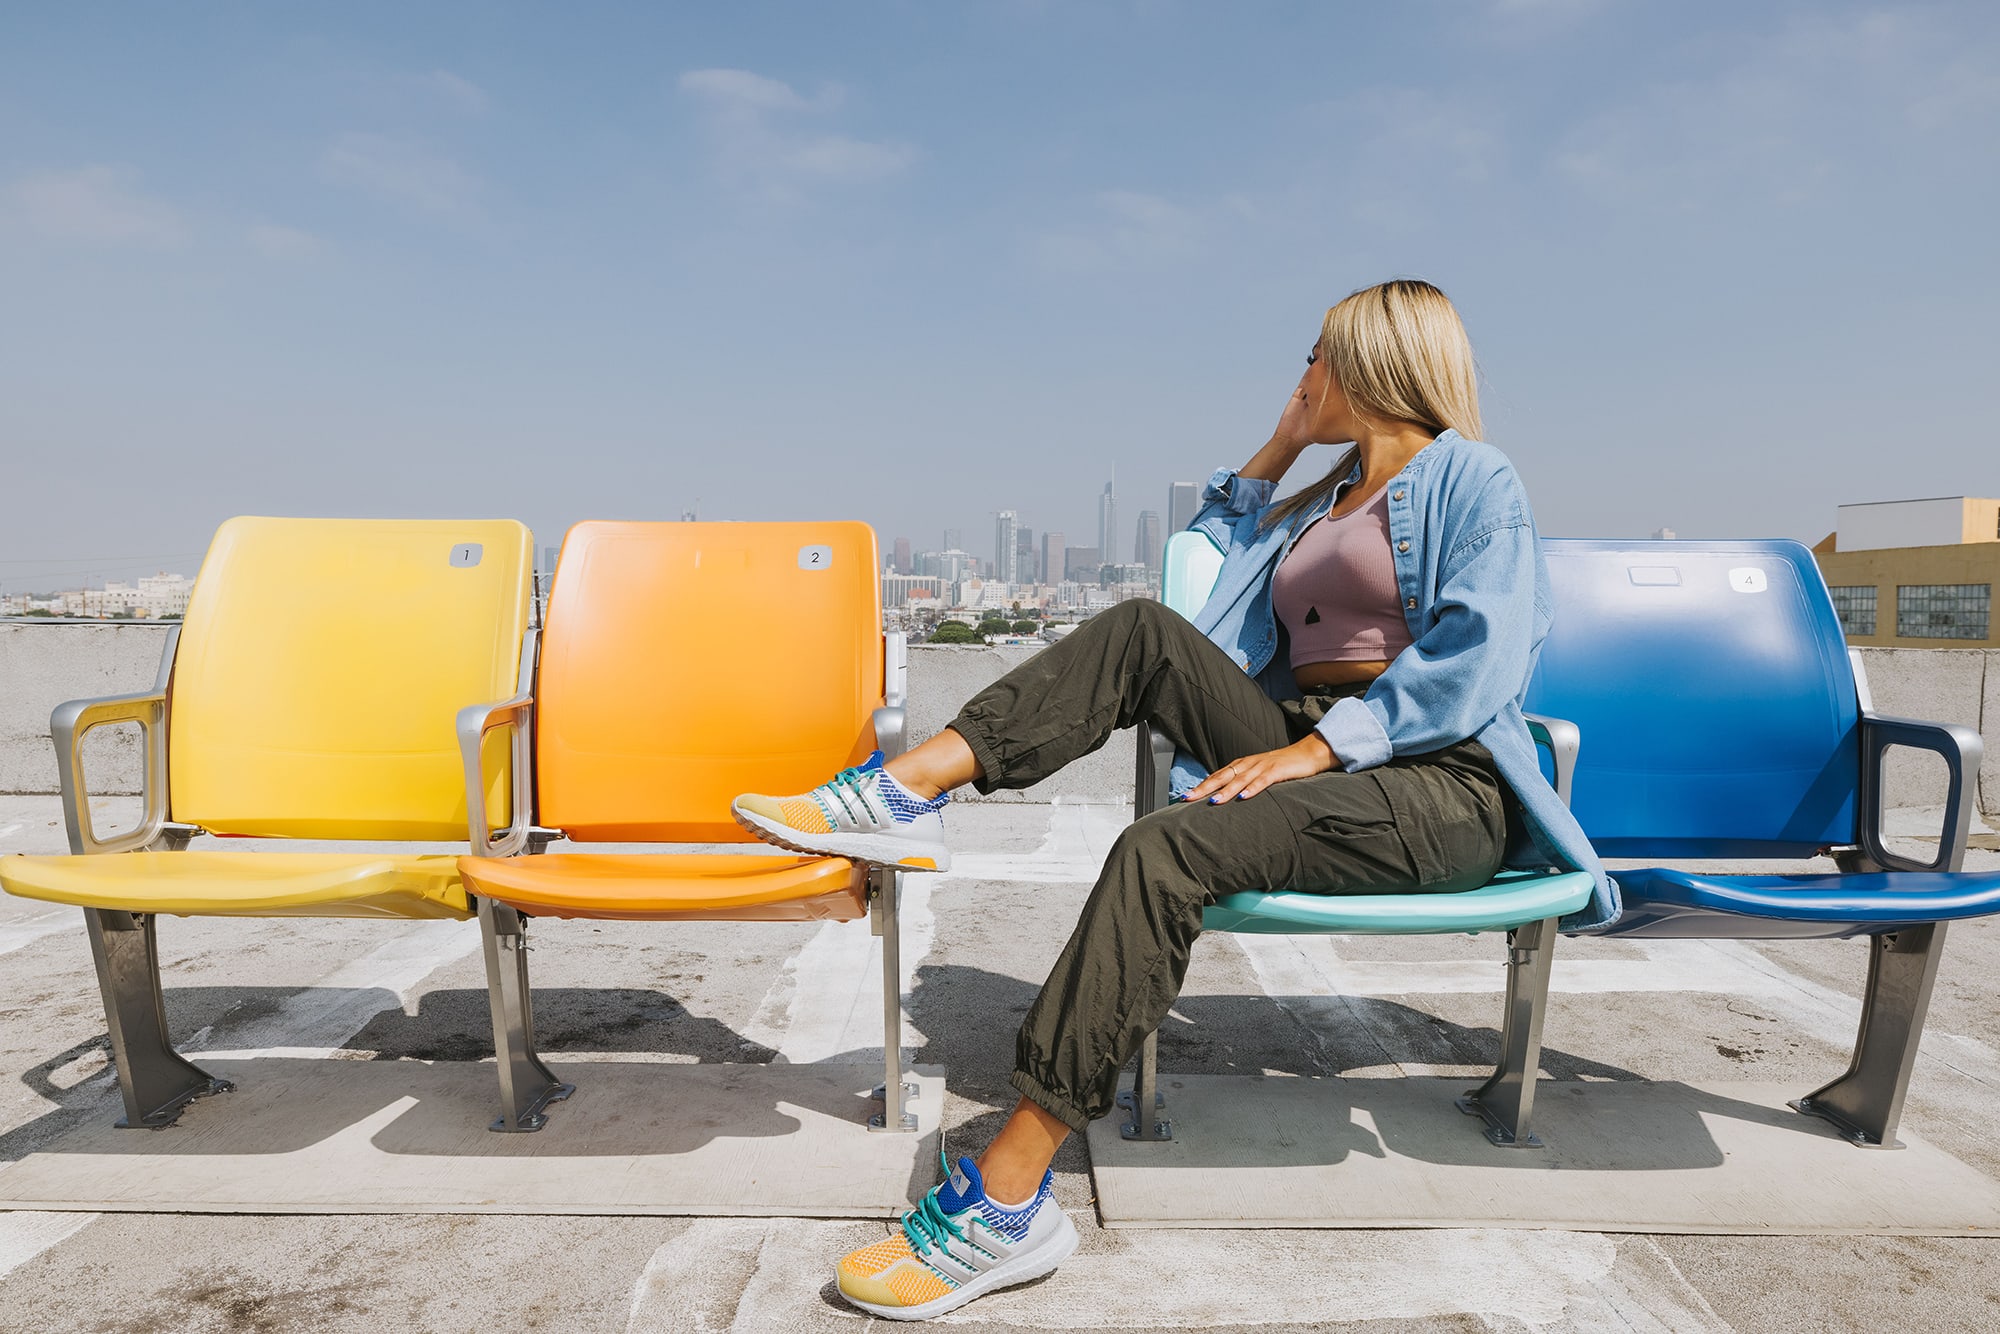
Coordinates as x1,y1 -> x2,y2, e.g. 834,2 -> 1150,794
1593,866 -> 2000,940
0,852 -> 470,919
1202,869 -> 1596,936
458,853 -> 866,922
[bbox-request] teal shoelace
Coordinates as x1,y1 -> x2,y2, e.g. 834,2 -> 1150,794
901,1157 -> 970,1258
819,765 -> 874,824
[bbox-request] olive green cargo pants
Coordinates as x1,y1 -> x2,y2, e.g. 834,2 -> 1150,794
947,598 -> 1513,1133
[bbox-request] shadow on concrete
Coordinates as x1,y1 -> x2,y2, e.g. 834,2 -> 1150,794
901,963 -> 1815,1171
4,986 -> 789,1162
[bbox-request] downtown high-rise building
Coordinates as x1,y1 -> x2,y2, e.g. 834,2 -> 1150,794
994,510 -> 1019,585
1168,481 -> 1198,536
893,536 -> 911,574
1042,531 -> 1066,589
943,528 -> 962,554
1017,526 -> 1038,585
1097,481 -> 1118,567
1135,510 -> 1163,573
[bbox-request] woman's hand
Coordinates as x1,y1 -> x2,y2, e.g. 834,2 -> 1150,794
1269,382 -> 1315,453
1187,733 -> 1336,804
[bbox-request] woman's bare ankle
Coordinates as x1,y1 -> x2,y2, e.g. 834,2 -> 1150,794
883,728 -> 981,801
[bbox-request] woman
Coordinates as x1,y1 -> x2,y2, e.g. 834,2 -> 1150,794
733,278 -> 1609,1322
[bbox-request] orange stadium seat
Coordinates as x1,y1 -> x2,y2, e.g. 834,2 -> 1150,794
454,520 -> 917,1132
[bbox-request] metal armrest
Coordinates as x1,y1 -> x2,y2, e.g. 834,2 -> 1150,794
873,633 -> 909,761
1522,713 -> 1580,809
54,690 -> 171,855
1858,712 -> 1984,873
460,626 -> 541,859
1134,722 -> 1175,819
459,695 -> 535,858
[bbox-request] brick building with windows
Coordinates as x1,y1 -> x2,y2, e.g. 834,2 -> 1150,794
1812,496 -> 2000,648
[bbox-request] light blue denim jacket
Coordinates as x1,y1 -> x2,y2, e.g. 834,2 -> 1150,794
1181,429 -> 1618,932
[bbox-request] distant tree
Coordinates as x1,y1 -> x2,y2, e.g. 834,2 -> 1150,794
1010,619 -> 1038,634
976,616 -> 1011,636
929,621 -> 981,644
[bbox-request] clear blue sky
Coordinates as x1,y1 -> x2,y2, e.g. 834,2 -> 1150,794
3,1 -> 1996,589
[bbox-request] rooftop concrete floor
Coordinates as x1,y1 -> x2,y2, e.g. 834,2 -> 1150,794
1,796 -> 1999,1332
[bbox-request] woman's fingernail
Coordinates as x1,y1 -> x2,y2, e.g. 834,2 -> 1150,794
1208,796 -> 1220,804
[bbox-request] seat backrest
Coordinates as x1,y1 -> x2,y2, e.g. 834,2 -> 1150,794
535,521 -> 884,842
1528,539 -> 1859,857
1162,529 -> 1224,619
169,517 -> 533,839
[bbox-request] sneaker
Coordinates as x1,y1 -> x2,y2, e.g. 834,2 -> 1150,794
732,751 -> 952,871
835,1154 -> 1079,1321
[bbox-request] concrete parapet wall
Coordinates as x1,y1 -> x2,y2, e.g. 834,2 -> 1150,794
0,623 -> 173,796
905,644 -> 1134,804
1854,647 -> 1999,817
2,624 -> 1994,817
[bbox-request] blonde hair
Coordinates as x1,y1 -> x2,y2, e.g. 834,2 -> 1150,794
1262,279 -> 1482,533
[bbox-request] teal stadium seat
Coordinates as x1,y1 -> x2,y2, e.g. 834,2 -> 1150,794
1122,531 -> 1594,1148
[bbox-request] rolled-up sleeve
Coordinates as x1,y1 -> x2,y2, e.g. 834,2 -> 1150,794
1198,467 -> 1275,521
1313,496 -> 1540,771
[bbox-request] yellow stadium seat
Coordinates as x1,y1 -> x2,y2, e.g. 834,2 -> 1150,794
455,520 -> 916,1133
0,517 -> 534,1128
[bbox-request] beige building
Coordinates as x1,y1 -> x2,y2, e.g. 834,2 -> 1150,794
1812,496 -> 2000,648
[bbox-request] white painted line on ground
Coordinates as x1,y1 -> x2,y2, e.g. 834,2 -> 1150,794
0,1213 -> 96,1283
0,823 -> 23,841
622,1218 -> 1732,1331
0,916 -> 478,1281
0,909 -> 77,958
938,800 -> 1129,885
743,800 -> 1124,1063
183,918 -> 481,1057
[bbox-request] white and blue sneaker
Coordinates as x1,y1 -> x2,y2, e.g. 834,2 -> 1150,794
732,751 -> 952,871
835,1154 -> 1079,1320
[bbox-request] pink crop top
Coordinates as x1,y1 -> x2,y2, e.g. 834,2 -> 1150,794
1270,487 -> 1414,668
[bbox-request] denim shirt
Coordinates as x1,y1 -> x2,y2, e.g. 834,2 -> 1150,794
1183,429 -> 1618,933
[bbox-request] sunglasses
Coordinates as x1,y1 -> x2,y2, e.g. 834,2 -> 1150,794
1305,345 -> 1320,367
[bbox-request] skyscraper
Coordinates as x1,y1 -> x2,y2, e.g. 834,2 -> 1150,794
1017,526 -> 1038,585
943,528 -> 962,554
994,510 -> 1019,585
893,536 -> 911,574
1042,531 -> 1066,588
1168,481 -> 1198,535
1135,510 -> 1163,573
1097,481 -> 1117,567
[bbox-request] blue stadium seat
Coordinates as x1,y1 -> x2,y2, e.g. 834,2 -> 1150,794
1530,539 -> 1993,1147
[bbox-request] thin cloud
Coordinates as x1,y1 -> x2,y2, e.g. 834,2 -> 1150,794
422,69 -> 491,116
247,222 -> 322,258
679,67 -> 914,199
320,132 -> 483,216
1030,190 -> 1210,271
2,166 -> 185,246
1552,9 -> 1999,209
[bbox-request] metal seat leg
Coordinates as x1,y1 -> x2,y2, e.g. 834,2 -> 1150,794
1118,1030 -> 1173,1141
1457,917 -> 1556,1148
1792,923 -> 1944,1148
86,909 -> 231,1128
479,898 -> 573,1132
869,867 -> 917,1132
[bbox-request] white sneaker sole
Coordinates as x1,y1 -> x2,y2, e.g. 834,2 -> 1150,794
731,804 -> 951,873
840,1208 -> 1080,1321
